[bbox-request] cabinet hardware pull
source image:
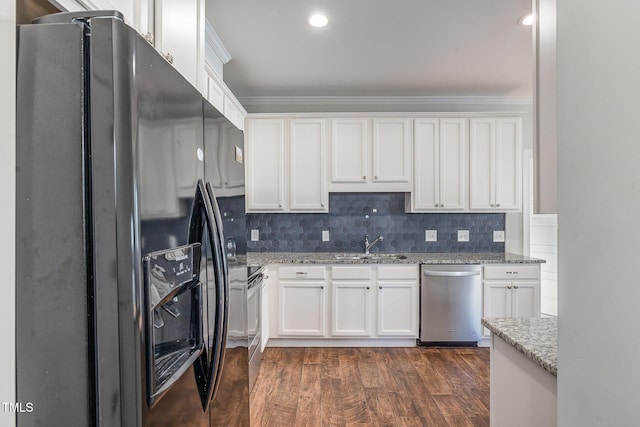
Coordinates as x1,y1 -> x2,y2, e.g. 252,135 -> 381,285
321,203 -> 324,207
279,204 -> 282,208
264,275 -> 269,280
514,285 -> 519,289
296,271 -> 308,275
366,286 -> 370,290
379,286 -> 382,289
375,175 -> 378,179
143,32 -> 154,45
507,285 -> 513,289
497,203 -> 501,207
362,175 -> 366,180
320,286 -> 324,290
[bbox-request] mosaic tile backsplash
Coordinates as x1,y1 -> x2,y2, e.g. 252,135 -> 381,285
247,193 -> 505,253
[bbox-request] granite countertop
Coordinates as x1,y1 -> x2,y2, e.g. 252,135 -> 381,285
481,317 -> 557,376
246,252 -> 544,266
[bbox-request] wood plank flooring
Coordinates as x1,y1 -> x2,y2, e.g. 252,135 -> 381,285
250,347 -> 490,427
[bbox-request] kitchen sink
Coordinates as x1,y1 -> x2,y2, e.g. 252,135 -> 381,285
333,253 -> 407,261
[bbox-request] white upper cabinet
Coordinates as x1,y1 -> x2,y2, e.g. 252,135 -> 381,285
372,119 -> 411,183
154,0 -> 205,91
411,118 -> 466,211
246,118 -> 328,213
246,119 -> 286,211
331,119 -> 368,183
469,118 -> 522,211
289,119 -> 327,211
330,118 -> 412,192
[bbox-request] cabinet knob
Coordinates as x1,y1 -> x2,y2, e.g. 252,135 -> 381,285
143,32 -> 154,46
321,202 -> 324,207
379,286 -> 383,290
279,204 -> 282,208
320,286 -> 324,290
375,175 -> 378,179
163,52 -> 174,64
507,285 -> 513,289
513,285 -> 519,289
362,175 -> 366,180
366,286 -> 370,290
497,203 -> 501,208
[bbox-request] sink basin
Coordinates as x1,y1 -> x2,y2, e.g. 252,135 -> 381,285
333,253 -> 407,261
334,254 -> 363,260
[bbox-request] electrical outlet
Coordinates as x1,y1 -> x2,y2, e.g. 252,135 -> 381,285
425,230 -> 437,242
250,229 -> 259,241
493,230 -> 505,242
458,230 -> 470,242
322,230 -> 330,241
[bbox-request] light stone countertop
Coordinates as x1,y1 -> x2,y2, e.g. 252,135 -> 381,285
481,317 -> 557,376
246,252 -> 545,266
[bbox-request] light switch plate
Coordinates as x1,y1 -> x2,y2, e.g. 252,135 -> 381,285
250,229 -> 259,241
458,230 -> 470,242
425,230 -> 437,242
322,230 -> 330,241
493,230 -> 505,242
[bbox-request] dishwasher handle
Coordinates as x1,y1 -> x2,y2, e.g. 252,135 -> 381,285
423,270 -> 480,277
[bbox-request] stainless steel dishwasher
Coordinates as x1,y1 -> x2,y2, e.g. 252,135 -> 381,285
418,264 -> 482,346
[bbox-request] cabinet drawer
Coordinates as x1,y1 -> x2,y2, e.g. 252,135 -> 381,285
377,265 -> 418,280
331,266 -> 371,280
279,266 -> 326,280
483,265 -> 539,280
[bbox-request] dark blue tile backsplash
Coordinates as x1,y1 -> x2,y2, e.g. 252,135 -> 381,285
247,193 -> 504,253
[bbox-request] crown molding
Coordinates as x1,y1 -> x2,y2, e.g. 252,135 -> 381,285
237,95 -> 532,106
205,20 -> 232,64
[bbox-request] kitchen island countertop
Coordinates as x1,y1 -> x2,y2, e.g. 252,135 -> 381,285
482,317 -> 557,376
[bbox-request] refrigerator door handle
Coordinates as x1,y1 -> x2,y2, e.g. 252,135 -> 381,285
189,180 -> 225,410
204,182 -> 229,405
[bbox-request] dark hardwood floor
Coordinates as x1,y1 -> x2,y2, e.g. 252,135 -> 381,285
250,347 -> 490,427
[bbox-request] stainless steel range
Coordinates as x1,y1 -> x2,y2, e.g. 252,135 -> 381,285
247,266 -> 265,390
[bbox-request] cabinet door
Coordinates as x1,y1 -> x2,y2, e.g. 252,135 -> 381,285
207,75 -> 225,113
413,119 -> 439,209
204,120 -> 223,188
155,0 -> 204,90
289,119 -> 327,211
279,282 -> 326,336
511,282 -> 538,318
377,282 -> 418,337
372,119 -> 411,183
331,282 -> 371,337
495,118 -> 522,210
469,119 -> 495,210
440,119 -> 467,210
331,119 -> 368,183
483,281 -> 510,337
246,119 -> 286,211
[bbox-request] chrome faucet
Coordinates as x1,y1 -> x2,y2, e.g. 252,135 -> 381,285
364,234 -> 384,255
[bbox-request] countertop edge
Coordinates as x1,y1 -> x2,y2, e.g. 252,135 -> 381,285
247,252 -> 545,266
481,318 -> 557,377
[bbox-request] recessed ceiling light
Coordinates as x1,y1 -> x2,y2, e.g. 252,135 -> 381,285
519,13 -> 535,26
309,14 -> 328,28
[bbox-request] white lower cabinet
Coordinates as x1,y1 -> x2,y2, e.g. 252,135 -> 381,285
279,282 -> 326,336
377,281 -> 419,336
273,264 -> 419,342
331,282 -> 372,337
482,265 -> 540,338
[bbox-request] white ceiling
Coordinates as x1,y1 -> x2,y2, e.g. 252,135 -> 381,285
206,0 -> 533,98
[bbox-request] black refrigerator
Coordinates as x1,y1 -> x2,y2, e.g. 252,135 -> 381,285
15,11 -> 249,427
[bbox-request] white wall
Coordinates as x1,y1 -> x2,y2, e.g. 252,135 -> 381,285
557,1 -> 640,425
0,1 -> 16,426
